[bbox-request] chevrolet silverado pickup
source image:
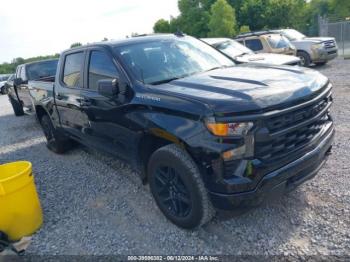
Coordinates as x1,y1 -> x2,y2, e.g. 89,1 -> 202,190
28,34 -> 334,229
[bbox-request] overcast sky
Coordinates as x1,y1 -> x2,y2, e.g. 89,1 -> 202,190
0,0 -> 179,63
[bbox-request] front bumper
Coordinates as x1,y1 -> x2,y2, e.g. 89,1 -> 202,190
311,48 -> 338,63
208,126 -> 334,210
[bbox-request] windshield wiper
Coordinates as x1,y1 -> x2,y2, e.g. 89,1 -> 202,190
150,77 -> 181,85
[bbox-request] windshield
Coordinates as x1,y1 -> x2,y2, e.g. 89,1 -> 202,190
266,34 -> 293,49
27,60 -> 58,80
114,36 -> 234,85
282,29 -> 306,41
216,39 -> 253,58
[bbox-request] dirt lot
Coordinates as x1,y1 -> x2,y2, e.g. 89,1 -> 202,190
0,58 -> 349,257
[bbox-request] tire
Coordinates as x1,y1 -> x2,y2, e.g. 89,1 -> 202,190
297,51 -> 311,67
40,115 -> 74,154
148,144 -> 215,229
8,95 -> 24,116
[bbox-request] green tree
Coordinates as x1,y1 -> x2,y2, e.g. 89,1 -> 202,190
70,42 -> 82,48
266,0 -> 307,30
239,0 -> 267,31
208,0 -> 237,37
331,0 -> 350,19
176,0 -> 211,37
239,25 -> 251,34
153,19 -> 171,33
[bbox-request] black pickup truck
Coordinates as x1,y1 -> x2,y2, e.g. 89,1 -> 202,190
27,34 -> 334,229
7,59 -> 58,116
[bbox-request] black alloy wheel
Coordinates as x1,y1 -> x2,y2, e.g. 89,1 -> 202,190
154,166 -> 192,218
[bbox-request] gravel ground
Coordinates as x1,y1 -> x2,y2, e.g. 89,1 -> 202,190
0,58 -> 349,257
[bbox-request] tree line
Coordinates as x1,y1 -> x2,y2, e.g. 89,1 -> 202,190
153,0 -> 350,37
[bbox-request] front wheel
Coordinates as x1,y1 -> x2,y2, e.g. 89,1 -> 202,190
297,51 -> 311,67
148,144 -> 215,229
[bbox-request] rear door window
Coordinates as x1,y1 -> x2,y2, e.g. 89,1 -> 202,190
63,52 -> 84,88
27,60 -> 58,81
88,51 -> 119,90
245,39 -> 263,51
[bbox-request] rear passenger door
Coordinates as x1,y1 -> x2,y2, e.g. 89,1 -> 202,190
54,51 -> 87,139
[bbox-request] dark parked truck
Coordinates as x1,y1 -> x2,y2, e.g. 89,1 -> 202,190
7,59 -> 58,116
28,34 -> 334,229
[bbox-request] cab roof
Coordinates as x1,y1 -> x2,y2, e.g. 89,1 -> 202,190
62,34 -> 188,54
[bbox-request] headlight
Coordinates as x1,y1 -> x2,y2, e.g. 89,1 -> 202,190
312,43 -> 324,50
205,119 -> 253,137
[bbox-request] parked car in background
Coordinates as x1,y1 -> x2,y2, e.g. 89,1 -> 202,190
7,59 -> 58,115
28,34 -> 334,229
0,74 -> 13,94
2,74 -> 14,94
272,29 -> 338,67
235,31 -> 297,56
202,38 -> 300,66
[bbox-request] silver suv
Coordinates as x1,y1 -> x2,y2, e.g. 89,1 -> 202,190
273,29 -> 338,67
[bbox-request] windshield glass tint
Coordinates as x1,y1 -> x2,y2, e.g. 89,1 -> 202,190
114,36 -> 234,85
217,40 -> 253,57
267,34 -> 291,49
283,29 -> 306,41
27,60 -> 58,80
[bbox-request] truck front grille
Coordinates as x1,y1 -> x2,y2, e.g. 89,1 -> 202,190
255,88 -> 332,163
324,40 -> 336,49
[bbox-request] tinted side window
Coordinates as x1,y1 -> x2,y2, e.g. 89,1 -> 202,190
88,51 -> 118,90
63,52 -> 84,88
245,39 -> 263,51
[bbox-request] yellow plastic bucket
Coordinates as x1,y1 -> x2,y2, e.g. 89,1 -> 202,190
0,161 -> 43,241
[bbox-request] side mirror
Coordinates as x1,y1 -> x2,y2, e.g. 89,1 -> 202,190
14,78 -> 23,86
97,79 -> 119,97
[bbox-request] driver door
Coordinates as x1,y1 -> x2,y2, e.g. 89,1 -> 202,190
79,48 -> 139,162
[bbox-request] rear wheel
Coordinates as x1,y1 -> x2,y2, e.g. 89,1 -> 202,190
148,144 -> 215,229
40,115 -> 74,154
8,95 -> 24,116
297,51 -> 311,67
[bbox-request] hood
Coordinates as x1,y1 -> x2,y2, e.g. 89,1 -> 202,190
153,64 -> 328,114
236,53 -> 300,65
294,36 -> 335,44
